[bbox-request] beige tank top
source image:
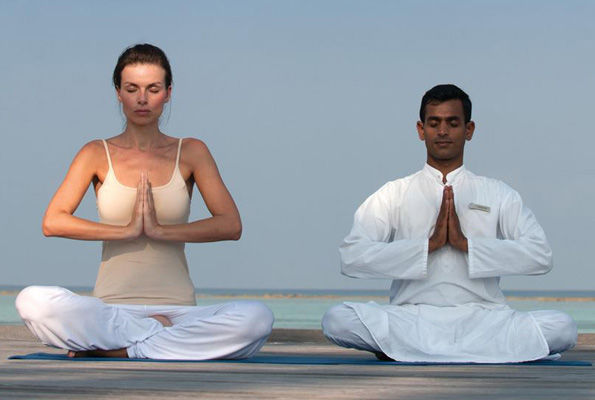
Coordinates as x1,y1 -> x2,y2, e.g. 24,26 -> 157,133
93,138 -> 197,305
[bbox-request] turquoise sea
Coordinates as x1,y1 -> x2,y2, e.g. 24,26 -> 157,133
2,288 -> 594,333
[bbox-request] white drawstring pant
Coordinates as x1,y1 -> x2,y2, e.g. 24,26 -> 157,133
322,303 -> 577,358
16,286 -> 274,360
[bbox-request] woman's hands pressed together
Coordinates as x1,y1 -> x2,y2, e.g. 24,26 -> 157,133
125,173 -> 145,240
125,172 -> 162,240
142,173 -> 162,239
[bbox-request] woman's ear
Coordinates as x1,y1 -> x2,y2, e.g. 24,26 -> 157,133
164,86 -> 172,103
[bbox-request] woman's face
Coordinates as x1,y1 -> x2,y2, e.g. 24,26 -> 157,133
117,63 -> 171,126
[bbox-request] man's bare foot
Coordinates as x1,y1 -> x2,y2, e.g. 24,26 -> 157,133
67,348 -> 128,358
150,314 -> 173,327
374,351 -> 395,361
68,350 -> 87,358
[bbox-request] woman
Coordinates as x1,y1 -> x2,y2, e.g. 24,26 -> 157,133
16,44 -> 273,360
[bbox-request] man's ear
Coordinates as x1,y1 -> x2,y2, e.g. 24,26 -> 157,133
416,121 -> 425,141
465,121 -> 475,141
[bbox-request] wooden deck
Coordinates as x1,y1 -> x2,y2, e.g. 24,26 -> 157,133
1,326 -> 593,399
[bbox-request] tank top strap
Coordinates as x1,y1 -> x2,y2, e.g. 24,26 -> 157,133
101,139 -> 114,171
175,138 -> 183,169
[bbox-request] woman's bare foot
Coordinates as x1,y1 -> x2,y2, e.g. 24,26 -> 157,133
65,315 -> 171,358
150,314 -> 173,327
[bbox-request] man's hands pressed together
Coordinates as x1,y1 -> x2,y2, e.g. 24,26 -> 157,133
428,186 -> 468,253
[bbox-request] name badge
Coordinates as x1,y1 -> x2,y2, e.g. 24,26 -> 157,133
468,203 -> 490,213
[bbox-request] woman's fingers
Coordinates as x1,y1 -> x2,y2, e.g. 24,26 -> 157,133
142,172 -> 162,239
123,173 -> 144,240
143,173 -> 153,212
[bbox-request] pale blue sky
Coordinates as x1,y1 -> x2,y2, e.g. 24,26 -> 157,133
1,1 -> 594,290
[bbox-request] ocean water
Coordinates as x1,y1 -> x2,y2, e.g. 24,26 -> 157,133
2,290 -> 594,332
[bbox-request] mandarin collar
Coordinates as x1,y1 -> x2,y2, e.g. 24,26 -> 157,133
423,163 -> 466,185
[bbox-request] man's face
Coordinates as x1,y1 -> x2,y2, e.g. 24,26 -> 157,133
416,99 -> 475,165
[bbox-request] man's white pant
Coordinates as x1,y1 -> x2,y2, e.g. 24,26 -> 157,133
16,286 -> 274,360
322,303 -> 577,358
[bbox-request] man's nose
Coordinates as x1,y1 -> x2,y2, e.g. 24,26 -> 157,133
438,122 -> 449,135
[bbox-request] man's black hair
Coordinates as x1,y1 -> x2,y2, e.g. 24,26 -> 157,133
419,84 -> 472,123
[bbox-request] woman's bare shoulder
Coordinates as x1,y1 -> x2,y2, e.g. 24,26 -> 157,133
71,140 -> 108,170
180,137 -> 214,161
181,137 -> 209,152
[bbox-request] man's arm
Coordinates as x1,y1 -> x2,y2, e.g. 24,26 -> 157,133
467,185 -> 553,278
340,183 -> 429,280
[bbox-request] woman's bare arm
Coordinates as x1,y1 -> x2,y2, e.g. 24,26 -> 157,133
143,139 -> 242,242
42,141 -> 143,241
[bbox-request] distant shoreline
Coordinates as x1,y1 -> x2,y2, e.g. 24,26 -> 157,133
1,289 -> 594,302
194,294 -> 595,302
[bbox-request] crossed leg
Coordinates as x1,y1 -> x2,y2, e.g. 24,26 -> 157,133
67,315 -> 173,358
322,303 -> 578,359
16,286 -> 274,360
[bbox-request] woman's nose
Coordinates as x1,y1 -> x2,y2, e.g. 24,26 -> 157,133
137,91 -> 148,104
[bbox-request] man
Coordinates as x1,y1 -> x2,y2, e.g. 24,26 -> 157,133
322,84 -> 577,363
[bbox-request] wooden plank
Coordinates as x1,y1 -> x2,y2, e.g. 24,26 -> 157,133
0,326 -> 593,399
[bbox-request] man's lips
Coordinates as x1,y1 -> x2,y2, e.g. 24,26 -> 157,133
135,109 -> 150,114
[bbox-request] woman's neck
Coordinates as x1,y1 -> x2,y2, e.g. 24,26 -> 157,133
121,123 -> 163,151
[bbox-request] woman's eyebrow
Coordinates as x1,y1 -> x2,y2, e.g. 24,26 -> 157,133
123,82 -> 163,87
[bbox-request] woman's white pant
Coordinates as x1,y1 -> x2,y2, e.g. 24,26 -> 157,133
16,286 -> 274,360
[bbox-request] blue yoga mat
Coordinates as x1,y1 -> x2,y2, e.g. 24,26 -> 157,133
8,352 -> 592,366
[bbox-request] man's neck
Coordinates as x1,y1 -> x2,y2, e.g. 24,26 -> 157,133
426,159 -> 464,183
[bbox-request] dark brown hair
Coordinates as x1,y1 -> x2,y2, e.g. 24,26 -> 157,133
112,43 -> 173,89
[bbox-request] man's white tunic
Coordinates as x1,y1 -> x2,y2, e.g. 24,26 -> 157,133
339,164 -> 554,362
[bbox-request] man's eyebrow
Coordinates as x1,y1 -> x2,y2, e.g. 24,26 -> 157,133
426,115 -> 461,120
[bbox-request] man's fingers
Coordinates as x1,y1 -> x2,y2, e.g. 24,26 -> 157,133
439,186 -> 449,218
444,186 -> 455,215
